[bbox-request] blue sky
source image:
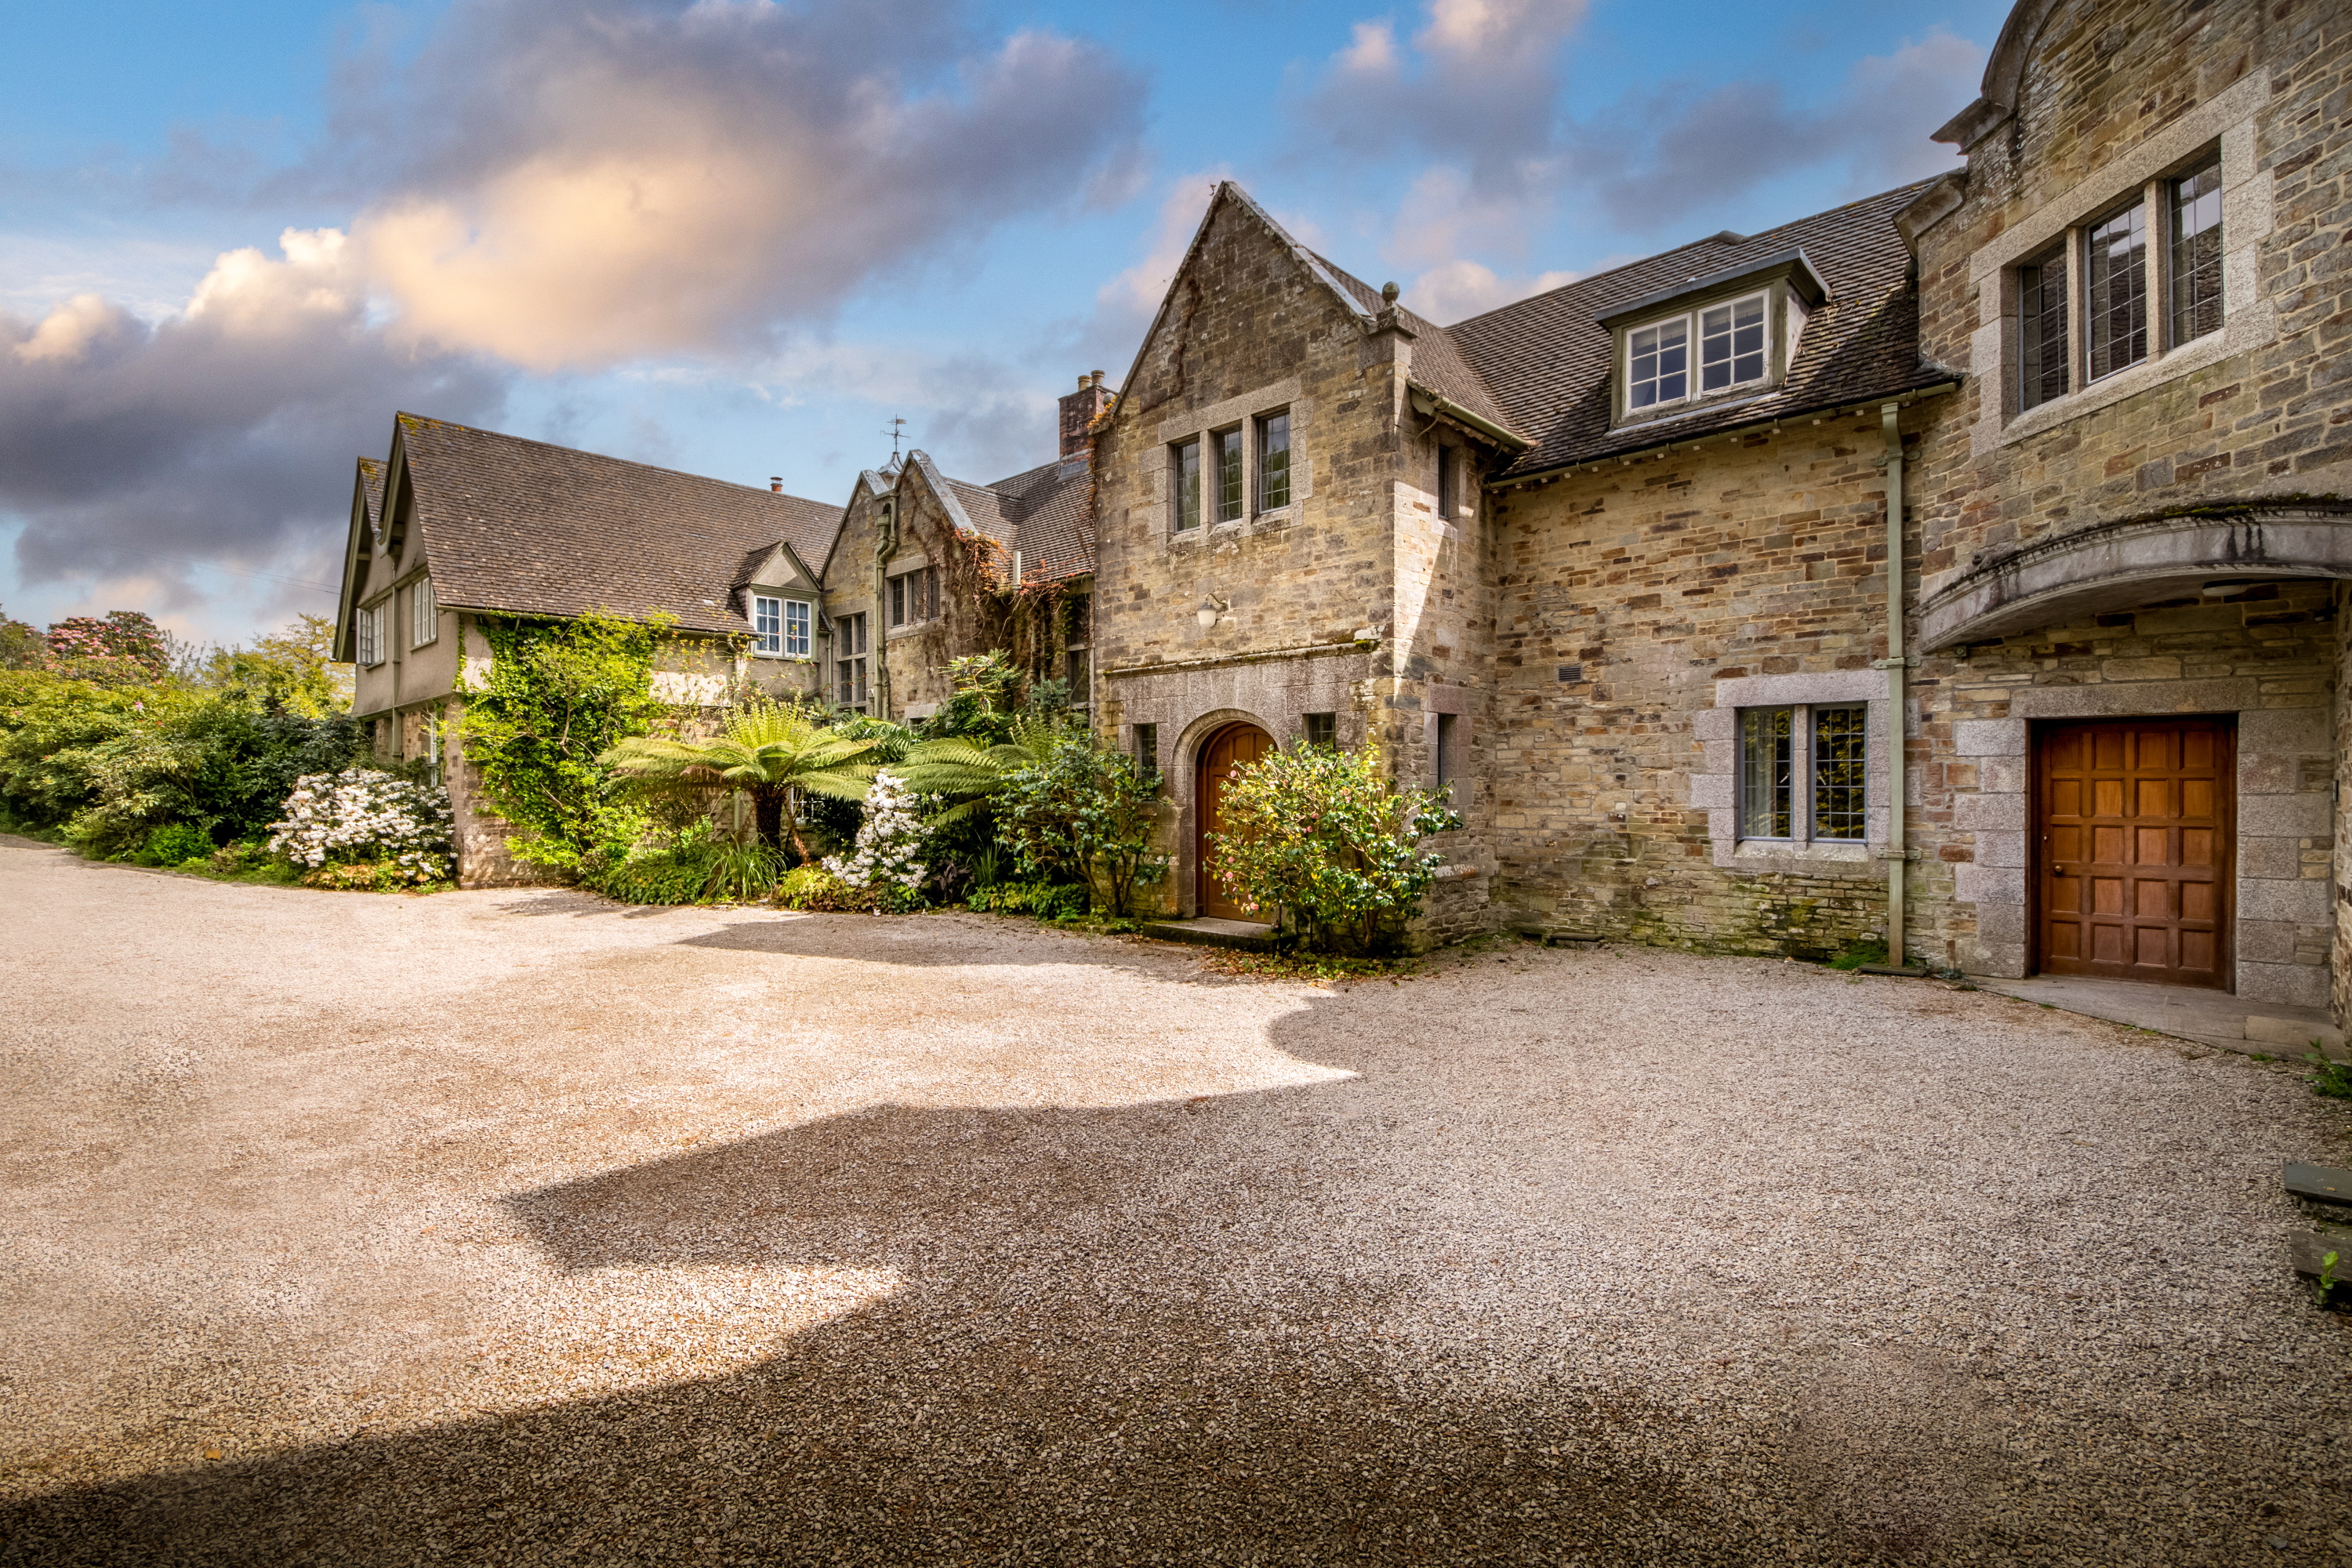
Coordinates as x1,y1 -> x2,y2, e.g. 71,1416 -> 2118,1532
0,0 -> 2010,648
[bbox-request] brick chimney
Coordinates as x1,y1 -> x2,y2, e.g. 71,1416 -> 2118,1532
1057,370 -> 1115,462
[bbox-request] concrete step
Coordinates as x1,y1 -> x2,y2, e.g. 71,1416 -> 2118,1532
1142,917 -> 1279,952
2285,1163 -> 2352,1205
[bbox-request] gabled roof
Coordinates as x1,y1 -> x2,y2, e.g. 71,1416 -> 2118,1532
334,456 -> 390,662
383,414 -> 843,635
1443,181 -> 1949,479
893,449 -> 1094,586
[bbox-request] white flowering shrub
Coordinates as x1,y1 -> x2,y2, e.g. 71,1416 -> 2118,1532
268,770 -> 455,886
822,769 -> 927,911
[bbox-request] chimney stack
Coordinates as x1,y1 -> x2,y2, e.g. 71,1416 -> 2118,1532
769,477 -> 783,493
1058,372 -> 1116,461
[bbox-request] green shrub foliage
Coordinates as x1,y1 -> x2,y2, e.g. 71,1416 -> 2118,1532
1207,743 -> 1461,953
993,728 -> 1165,916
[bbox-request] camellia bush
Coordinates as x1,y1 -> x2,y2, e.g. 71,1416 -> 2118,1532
267,769 -> 455,888
1207,742 -> 1462,953
823,770 -> 928,911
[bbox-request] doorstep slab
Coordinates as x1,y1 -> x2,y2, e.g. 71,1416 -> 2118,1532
2285,1164 -> 2352,1205
1973,973 -> 2346,1060
1142,917 -> 1279,952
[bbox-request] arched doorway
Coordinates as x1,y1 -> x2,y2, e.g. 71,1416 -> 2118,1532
1196,721 -> 1276,920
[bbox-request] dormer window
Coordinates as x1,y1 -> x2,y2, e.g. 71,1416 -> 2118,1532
1602,251 -> 1826,428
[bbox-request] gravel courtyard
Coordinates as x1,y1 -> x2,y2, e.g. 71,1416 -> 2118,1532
3,835 -> 2350,1566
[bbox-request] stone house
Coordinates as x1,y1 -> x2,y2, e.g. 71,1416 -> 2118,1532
813,374 -> 1108,724
331,0 -> 2352,1040
336,412 -> 842,883
1087,0 -> 2352,1046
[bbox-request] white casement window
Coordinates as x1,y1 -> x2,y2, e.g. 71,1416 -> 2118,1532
753,595 -> 811,656
409,577 -> 437,648
358,603 -> 384,666
1628,290 -> 1768,413
1740,705 -> 1867,843
835,612 -> 868,710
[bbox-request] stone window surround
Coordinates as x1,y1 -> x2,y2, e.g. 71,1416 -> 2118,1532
1156,377 -> 1314,546
1966,69 -> 2275,456
1692,671 -> 1892,872
1949,680 -> 2330,1009
884,554 -> 934,640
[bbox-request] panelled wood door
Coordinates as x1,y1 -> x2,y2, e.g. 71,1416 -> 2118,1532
1196,722 -> 1276,920
2035,718 -> 2234,990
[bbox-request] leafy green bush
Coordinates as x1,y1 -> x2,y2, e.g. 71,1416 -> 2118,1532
583,822 -> 723,905
457,611 -> 668,873
134,823 -> 215,866
1207,743 -> 1461,953
0,669 -> 365,856
702,838 -> 785,902
300,861 -> 436,893
967,880 -> 1087,919
993,730 -> 1164,916
776,865 -> 862,911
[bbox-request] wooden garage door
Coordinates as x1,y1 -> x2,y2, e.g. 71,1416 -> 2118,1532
2036,718 -> 2233,990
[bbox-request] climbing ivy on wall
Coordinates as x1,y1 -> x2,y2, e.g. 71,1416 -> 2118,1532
458,611 -> 668,870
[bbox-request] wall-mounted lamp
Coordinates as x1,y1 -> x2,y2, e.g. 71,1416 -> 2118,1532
1196,594 -> 1229,631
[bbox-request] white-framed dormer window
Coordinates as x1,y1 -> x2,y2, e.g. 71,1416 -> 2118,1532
409,575 -> 437,648
750,594 -> 812,657
358,601 -> 385,666
1628,290 -> 1769,412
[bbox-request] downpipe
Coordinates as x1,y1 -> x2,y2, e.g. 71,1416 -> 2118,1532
1881,402 -> 1908,970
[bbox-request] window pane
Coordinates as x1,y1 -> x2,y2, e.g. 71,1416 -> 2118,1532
2020,246 -> 2070,410
1135,723 -> 1158,783
1215,428 -> 1244,521
1630,317 -> 1688,409
1258,412 -> 1290,511
785,601 -> 809,656
2086,201 -> 2148,379
1700,296 -> 1766,392
1436,444 -> 1454,517
890,575 -> 906,626
2172,156 -> 2223,344
754,596 -> 780,654
1812,706 -> 1867,840
1174,440 -> 1200,531
1740,707 -> 1793,839
1303,712 -> 1336,748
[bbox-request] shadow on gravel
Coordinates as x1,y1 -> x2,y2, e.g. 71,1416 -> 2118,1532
0,1075 -> 1729,1567
674,913 -> 1212,981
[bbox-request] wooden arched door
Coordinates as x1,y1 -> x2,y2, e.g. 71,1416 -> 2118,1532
1196,721 -> 1276,920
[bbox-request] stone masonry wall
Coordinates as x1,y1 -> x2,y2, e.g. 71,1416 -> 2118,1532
1485,408 -> 1922,956
1092,191 -> 1501,930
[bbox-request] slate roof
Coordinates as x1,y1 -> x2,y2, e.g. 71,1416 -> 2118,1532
358,457 -> 385,530
905,450 -> 1094,586
1312,254 -> 1513,435
391,414 -> 842,636
1440,181 -> 1950,478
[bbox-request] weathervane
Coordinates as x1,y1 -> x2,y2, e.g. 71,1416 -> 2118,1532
881,416 -> 908,466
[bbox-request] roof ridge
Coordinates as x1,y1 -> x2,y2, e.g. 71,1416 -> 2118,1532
394,411 -> 834,507
1438,177 -> 1941,332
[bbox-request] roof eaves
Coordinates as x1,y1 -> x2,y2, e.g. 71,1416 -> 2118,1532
1495,378 -> 1960,487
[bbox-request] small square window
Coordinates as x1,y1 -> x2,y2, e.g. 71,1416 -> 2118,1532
1302,712 -> 1337,749
1172,438 -> 1201,532
1134,722 -> 1159,786
1435,712 -> 1461,804
1214,427 -> 1245,522
1258,411 -> 1290,512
